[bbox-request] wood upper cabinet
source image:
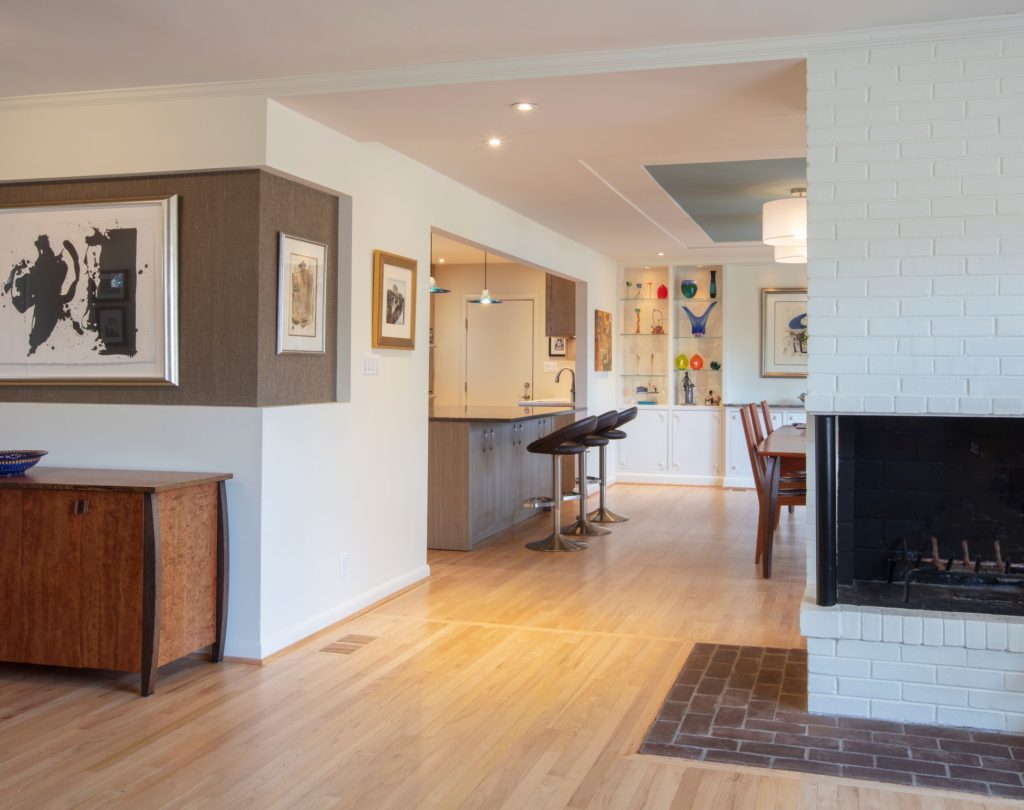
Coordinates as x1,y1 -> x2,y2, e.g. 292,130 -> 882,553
545,274 -> 576,337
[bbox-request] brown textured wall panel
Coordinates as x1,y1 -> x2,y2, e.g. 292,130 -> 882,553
256,171 -> 339,406
0,169 -> 339,407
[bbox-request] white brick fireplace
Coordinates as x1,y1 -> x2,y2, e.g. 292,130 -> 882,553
801,26 -> 1024,732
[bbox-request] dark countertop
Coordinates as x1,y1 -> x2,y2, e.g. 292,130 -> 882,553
724,402 -> 805,410
429,405 -> 584,423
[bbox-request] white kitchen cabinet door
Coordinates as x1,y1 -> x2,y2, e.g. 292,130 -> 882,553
724,407 -> 755,488
670,410 -> 723,479
780,410 -> 804,426
617,409 -> 669,473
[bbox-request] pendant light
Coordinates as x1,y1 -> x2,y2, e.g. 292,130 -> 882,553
762,187 -> 807,247
429,277 -> 450,294
773,244 -> 807,264
468,252 -> 502,304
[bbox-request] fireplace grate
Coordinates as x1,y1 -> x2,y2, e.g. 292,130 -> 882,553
886,535 -> 1024,605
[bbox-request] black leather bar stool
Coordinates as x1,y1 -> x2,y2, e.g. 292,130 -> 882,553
524,415 -> 598,552
564,411 -> 619,537
588,406 -> 637,524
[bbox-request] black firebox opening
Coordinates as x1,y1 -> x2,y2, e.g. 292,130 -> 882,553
829,415 -> 1024,616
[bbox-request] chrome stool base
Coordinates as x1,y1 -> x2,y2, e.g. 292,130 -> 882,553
563,517 -> 611,536
587,506 -> 629,524
526,532 -> 588,552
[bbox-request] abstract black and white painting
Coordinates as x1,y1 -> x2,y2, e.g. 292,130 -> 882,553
0,197 -> 179,384
276,233 -> 327,354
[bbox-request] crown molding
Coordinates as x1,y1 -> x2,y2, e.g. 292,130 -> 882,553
1,13 -> 1022,112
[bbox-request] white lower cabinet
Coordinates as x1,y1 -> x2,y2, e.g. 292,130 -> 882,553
670,409 -> 722,482
723,406 -> 805,489
617,409 -> 669,473
617,407 -> 722,484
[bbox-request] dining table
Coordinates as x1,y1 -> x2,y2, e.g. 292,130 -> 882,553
756,424 -> 807,579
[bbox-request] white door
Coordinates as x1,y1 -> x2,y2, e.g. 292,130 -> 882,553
464,298 -> 534,406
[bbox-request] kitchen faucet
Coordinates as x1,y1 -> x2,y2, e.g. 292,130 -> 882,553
555,367 -> 576,403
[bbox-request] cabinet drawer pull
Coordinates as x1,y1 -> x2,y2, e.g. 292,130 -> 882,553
74,498 -> 90,515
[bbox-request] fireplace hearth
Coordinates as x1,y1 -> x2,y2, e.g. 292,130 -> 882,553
817,415 -> 1024,616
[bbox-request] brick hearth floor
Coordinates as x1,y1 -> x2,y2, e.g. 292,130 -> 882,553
640,643 -> 1024,799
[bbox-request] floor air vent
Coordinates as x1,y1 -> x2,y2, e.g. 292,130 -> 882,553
319,634 -> 377,655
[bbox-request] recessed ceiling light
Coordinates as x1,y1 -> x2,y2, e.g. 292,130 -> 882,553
438,257 -> 446,263
487,137 -> 503,147
511,101 -> 537,112
656,252 -> 665,257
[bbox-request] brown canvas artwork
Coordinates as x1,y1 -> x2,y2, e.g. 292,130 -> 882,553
595,309 -> 612,372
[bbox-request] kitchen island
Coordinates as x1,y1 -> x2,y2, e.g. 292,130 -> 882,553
428,405 -> 582,550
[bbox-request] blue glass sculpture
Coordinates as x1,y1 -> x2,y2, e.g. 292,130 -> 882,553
682,302 -> 717,337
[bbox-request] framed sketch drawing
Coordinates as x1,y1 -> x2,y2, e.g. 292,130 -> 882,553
0,196 -> 178,384
277,233 -> 328,355
595,309 -> 612,372
548,336 -> 567,357
761,288 -> 808,378
372,250 -> 417,350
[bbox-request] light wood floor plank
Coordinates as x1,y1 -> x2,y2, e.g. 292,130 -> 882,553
0,485 -> 1011,808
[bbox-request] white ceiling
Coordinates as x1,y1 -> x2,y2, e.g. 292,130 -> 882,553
2,2 -> 1019,263
1,1 -> 1019,97
284,61 -> 807,262
431,233 -> 516,266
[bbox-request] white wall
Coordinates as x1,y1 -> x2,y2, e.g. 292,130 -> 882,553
0,94 -> 619,658
803,29 -> 1024,729
432,262 -> 574,406
723,263 -> 808,406
0,404 -> 265,658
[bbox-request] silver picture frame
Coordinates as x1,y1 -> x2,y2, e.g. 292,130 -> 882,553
761,287 -> 808,379
0,195 -> 179,385
277,233 -> 328,355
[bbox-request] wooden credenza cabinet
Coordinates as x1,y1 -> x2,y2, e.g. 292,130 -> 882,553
0,468 -> 231,696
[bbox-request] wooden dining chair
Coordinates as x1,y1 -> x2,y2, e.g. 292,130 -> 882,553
758,401 -> 806,516
740,404 -> 806,573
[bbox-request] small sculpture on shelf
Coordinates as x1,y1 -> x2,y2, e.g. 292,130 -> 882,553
657,284 -> 668,299
689,353 -> 704,371
634,307 -> 642,334
651,309 -> 665,335
709,360 -> 721,371
680,278 -> 698,299
682,301 -> 717,337
709,269 -> 718,299
704,390 -> 721,406
681,371 -> 695,406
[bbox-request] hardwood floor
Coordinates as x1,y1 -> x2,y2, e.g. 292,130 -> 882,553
0,485 -> 1009,808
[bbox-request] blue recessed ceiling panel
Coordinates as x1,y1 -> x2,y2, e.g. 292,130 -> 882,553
646,158 -> 807,243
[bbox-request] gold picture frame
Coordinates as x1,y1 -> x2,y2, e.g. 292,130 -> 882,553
372,250 -> 417,350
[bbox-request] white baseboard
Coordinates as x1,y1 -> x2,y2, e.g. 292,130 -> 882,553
615,472 -> 722,486
257,564 -> 431,658
722,475 -> 755,489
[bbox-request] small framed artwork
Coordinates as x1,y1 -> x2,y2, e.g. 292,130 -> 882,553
548,336 -> 567,357
0,195 -> 178,384
373,250 -> 417,350
595,309 -> 612,372
277,233 -> 328,355
761,288 -> 808,378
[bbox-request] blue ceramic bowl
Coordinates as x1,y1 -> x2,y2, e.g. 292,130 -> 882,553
0,450 -> 48,476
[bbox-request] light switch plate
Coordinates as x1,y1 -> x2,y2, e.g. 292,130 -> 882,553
362,351 -> 381,375
543,361 -> 558,373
